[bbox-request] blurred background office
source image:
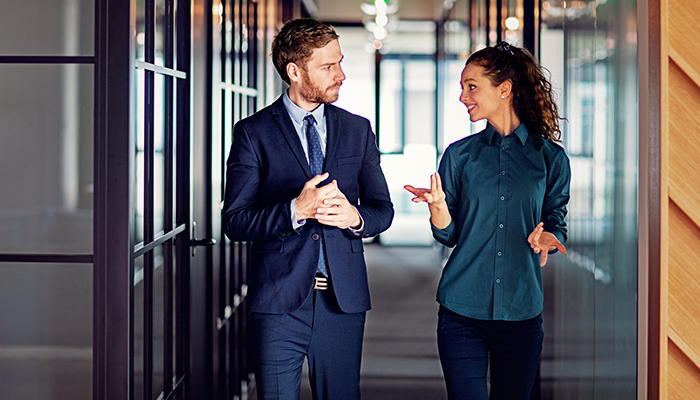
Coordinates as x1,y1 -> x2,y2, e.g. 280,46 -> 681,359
0,0 -> 697,399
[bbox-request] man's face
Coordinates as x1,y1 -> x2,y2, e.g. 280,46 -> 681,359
297,39 -> 346,105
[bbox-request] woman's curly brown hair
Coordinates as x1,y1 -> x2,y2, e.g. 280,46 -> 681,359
466,42 -> 563,142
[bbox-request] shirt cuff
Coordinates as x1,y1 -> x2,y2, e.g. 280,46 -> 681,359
290,199 -> 305,231
346,208 -> 365,237
431,219 -> 456,242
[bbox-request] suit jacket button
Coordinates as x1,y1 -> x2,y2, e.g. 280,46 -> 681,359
312,233 -> 320,241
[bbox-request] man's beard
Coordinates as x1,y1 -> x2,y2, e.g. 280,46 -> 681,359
298,69 -> 342,104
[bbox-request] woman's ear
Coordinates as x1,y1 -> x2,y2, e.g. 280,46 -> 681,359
499,80 -> 512,99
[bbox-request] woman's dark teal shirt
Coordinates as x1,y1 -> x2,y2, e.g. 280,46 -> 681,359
432,123 -> 570,321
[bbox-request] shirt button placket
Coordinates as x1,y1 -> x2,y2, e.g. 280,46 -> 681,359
493,136 -> 510,319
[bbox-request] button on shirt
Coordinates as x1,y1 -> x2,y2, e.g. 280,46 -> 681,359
432,123 -> 570,321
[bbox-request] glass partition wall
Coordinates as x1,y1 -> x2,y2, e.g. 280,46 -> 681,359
540,0 -> 639,398
0,1 -> 94,399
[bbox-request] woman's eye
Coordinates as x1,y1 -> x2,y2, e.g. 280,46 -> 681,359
469,85 -> 476,90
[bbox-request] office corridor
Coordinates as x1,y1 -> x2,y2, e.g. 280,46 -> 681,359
300,243 -> 447,400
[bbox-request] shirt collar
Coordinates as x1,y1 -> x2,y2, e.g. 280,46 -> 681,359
283,90 -> 325,126
486,122 -> 530,146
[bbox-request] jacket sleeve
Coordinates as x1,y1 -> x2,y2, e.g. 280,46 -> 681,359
354,122 -> 394,238
222,120 -> 298,242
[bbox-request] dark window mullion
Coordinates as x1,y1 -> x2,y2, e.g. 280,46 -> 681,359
234,0 -> 241,88
222,0 -> 228,84
174,0 -> 191,389
238,242 -> 250,395
143,0 -> 156,399
162,0 -> 175,394
236,0 -> 243,89
248,0 -> 258,112
231,242 -> 241,397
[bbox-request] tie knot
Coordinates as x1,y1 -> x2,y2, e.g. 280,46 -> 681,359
304,114 -> 316,127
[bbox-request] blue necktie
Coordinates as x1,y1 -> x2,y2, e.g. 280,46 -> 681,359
304,115 -> 329,277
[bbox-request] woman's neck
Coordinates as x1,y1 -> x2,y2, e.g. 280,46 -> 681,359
490,110 -> 521,137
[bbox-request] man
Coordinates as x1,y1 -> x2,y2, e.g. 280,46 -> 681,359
222,18 -> 394,400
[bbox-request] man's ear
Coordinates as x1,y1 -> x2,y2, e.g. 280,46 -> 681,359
287,62 -> 301,83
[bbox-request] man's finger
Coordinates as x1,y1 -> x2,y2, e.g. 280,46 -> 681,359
306,172 -> 329,187
540,251 -> 549,267
315,180 -> 339,197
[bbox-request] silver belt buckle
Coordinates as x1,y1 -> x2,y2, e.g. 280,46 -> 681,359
313,275 -> 329,290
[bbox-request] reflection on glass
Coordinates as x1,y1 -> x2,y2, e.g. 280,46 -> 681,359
0,0 -> 94,56
136,66 -> 174,242
135,0 -> 170,66
155,0 -> 168,67
133,255 -> 145,400
152,245 -> 165,399
0,64 -> 94,254
154,73 -> 166,235
0,262 -> 93,398
136,0 -> 146,62
136,69 -> 146,243
224,0 -> 233,84
540,0 -> 638,397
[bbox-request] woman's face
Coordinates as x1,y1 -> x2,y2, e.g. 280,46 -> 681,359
459,63 -> 505,123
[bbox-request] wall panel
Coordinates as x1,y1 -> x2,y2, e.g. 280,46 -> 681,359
668,339 -> 700,400
664,0 -> 700,396
668,200 -> 700,359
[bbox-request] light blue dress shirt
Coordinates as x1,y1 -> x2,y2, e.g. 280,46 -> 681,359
282,91 -> 364,235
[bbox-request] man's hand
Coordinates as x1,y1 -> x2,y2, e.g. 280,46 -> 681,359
295,173 -> 340,220
315,185 -> 362,229
527,222 -> 567,267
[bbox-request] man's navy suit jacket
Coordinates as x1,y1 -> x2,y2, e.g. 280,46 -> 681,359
222,96 -> 394,314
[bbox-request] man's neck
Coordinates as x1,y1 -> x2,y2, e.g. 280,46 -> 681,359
288,87 -> 321,112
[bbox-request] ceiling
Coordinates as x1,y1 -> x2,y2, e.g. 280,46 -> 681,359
312,0 -> 447,23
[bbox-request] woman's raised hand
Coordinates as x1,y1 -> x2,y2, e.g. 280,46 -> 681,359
404,173 -> 451,229
404,172 -> 446,205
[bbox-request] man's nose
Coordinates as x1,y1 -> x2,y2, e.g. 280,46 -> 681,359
336,66 -> 346,81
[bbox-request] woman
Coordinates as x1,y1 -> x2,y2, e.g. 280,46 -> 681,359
405,42 -> 570,399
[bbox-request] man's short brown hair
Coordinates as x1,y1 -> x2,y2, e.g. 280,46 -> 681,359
271,18 -> 339,85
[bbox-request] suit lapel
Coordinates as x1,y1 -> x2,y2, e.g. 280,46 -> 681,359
324,105 -> 340,174
270,97 -> 312,178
